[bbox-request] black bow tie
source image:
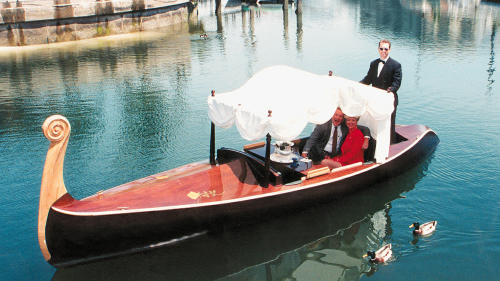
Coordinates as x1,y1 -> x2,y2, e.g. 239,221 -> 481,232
379,59 -> 386,64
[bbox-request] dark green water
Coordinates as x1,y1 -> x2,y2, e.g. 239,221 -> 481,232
1,0 -> 500,280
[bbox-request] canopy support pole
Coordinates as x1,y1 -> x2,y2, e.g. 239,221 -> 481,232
263,133 -> 271,188
210,122 -> 216,165
210,90 -> 216,166
263,110 -> 273,188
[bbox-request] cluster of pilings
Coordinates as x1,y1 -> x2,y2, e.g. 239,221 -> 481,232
235,0 -> 302,14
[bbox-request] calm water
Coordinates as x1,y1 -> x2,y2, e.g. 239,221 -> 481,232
1,0 -> 500,280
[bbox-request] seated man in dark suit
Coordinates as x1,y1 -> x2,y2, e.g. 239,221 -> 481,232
301,107 -> 371,164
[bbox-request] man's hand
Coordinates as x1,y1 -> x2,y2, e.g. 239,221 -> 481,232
362,138 -> 369,150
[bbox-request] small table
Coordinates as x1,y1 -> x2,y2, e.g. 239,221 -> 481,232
245,146 -> 312,173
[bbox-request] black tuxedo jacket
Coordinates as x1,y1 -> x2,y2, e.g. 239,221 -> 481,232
360,57 -> 402,106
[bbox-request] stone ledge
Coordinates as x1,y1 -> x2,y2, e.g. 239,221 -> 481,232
0,0 -> 192,46
0,0 -> 190,24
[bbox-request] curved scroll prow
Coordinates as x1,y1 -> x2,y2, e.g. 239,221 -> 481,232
38,115 -> 71,262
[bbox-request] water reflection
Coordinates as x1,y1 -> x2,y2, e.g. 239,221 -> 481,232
0,26 -> 193,133
51,154 -> 434,281
487,23 -> 497,95
296,12 -> 303,53
244,7 -> 259,74
401,0 -> 500,95
354,0 -> 494,44
0,26 -> 198,197
283,7 -> 290,49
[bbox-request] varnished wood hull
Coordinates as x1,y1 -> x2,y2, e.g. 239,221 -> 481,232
44,125 -> 439,267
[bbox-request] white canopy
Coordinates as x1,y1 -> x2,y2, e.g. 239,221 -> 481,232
208,65 -> 394,162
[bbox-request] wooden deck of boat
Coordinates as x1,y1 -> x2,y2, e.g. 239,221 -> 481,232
388,124 -> 429,158
52,161 -> 377,214
52,125 -> 430,214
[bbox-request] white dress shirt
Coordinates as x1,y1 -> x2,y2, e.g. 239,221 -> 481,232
324,124 -> 342,154
377,56 -> 389,77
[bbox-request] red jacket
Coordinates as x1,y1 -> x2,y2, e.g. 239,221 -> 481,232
333,128 -> 364,166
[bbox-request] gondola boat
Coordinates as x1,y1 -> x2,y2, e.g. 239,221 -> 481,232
37,65 -> 439,267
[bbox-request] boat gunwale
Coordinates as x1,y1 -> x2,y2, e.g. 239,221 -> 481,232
51,126 -> 437,217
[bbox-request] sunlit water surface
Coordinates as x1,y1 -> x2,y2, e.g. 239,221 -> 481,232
1,0 -> 500,280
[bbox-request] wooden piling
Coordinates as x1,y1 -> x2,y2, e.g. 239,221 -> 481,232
215,0 -> 222,14
296,0 -> 302,14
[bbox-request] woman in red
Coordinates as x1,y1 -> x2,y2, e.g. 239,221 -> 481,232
321,115 -> 365,169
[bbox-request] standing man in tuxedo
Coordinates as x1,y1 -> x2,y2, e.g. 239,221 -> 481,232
360,39 -> 402,144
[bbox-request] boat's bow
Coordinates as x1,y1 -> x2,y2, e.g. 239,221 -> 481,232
38,115 -> 71,261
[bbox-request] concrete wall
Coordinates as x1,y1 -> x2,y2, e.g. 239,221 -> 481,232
0,0 -> 191,46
